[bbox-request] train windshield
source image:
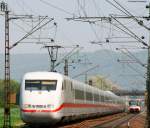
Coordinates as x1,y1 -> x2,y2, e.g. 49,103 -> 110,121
129,100 -> 140,106
25,80 -> 57,91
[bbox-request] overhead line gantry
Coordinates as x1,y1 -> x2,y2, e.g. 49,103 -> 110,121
66,1 -> 150,127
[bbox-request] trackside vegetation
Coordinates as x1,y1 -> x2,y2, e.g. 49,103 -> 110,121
0,107 -> 24,127
0,80 -> 23,127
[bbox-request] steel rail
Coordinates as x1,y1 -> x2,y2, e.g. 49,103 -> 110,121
95,113 -> 140,128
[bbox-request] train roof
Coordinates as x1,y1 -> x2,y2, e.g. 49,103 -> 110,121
24,71 -> 62,77
105,91 -> 116,96
23,71 -> 64,80
23,71 -> 120,97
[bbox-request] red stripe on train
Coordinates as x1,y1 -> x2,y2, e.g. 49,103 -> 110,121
21,103 -> 122,113
21,104 -> 63,113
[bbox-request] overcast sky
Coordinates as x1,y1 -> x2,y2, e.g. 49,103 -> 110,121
0,0 -> 149,54
0,0 -> 148,89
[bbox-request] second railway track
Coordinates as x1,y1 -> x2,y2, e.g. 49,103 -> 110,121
94,113 -> 138,128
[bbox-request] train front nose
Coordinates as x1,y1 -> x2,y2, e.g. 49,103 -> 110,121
21,106 -> 61,124
20,79 -> 60,124
21,102 -> 62,124
22,111 -> 49,124
21,111 -> 58,124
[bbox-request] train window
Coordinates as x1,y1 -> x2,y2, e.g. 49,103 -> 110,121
86,92 -> 93,101
105,96 -> 111,103
129,100 -> 139,106
104,96 -> 107,102
94,94 -> 99,102
41,80 -> 57,91
100,95 -> 104,102
25,80 -> 57,91
25,80 -> 41,91
75,89 -> 84,100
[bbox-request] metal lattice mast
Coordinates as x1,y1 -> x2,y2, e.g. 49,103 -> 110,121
4,10 -> 11,128
64,59 -> 68,76
146,46 -> 150,128
0,1 -> 11,127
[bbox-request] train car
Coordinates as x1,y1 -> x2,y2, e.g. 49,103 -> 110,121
128,99 -> 141,113
20,72 -> 126,125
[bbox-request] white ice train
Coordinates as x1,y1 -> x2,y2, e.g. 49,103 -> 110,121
20,72 -> 126,125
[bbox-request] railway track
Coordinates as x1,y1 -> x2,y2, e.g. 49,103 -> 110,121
59,112 -> 128,128
94,113 -> 137,128
20,112 -> 141,128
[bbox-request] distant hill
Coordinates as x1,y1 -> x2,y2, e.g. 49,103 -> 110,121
0,50 -> 147,90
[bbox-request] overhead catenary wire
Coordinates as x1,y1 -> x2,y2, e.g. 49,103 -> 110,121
126,63 -> 146,78
73,64 -> 100,78
110,15 -> 148,47
124,48 -> 147,68
40,0 -> 75,16
67,1 -> 148,47
4,4 -> 34,28
106,0 -> 150,31
93,21 -> 132,38
113,0 -> 142,20
10,16 -> 47,48
94,19 -> 145,47
128,0 -> 147,2
67,1 -> 147,64
105,0 -> 131,16
10,17 -> 54,49
89,0 -> 121,63
11,17 -> 56,47
0,3 -> 57,53
14,0 -> 38,15
77,0 -> 103,41
77,0 -> 87,17
8,11 -> 54,45
118,48 -> 146,68
7,1 -> 63,44
54,45 -> 82,68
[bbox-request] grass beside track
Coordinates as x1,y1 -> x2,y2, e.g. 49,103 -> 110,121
0,107 -> 24,127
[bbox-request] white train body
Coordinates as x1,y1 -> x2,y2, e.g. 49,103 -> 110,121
20,72 -> 126,125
